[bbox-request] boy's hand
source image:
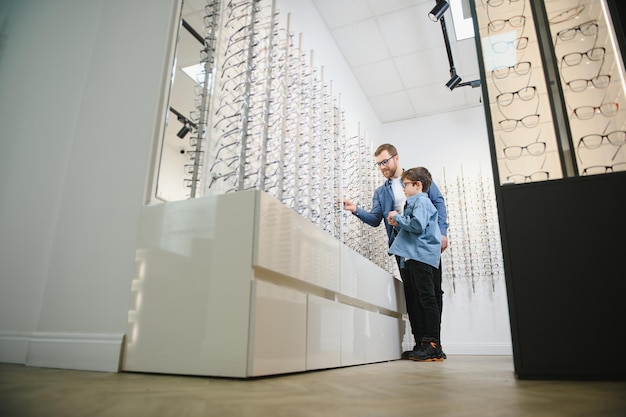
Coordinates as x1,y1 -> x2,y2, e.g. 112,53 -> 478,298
388,211 -> 398,226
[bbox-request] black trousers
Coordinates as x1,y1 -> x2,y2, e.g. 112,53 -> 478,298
397,256 -> 443,344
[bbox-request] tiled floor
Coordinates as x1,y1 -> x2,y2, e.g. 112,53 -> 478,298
1,356 -> 625,417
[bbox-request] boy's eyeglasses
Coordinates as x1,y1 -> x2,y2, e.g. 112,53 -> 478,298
402,181 -> 415,188
374,154 -> 396,168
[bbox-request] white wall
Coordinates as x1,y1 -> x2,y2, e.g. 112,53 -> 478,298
0,0 -> 180,371
381,104 -> 493,180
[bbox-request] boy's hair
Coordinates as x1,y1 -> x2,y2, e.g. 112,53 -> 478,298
402,167 -> 432,192
374,143 -> 398,157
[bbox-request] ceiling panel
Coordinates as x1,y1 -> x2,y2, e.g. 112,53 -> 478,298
311,0 -> 483,123
174,0 -> 483,125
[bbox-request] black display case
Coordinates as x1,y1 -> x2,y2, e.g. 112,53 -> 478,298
471,0 -> 626,379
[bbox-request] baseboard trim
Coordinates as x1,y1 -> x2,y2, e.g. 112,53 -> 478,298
443,342 -> 513,355
0,331 -> 124,372
0,331 -> 30,364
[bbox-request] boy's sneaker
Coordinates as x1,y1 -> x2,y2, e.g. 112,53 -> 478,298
409,338 -> 445,362
401,342 -> 422,360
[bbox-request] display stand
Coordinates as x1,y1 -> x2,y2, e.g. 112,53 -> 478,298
471,0 -> 626,379
121,190 -> 404,378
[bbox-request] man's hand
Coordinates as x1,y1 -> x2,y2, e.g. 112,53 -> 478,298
441,235 -> 449,253
342,199 -> 356,213
387,210 -> 398,226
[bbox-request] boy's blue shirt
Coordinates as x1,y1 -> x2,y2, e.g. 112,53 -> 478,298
353,177 -> 449,247
387,192 -> 442,269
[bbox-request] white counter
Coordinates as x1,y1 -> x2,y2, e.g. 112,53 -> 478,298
121,190 -> 404,377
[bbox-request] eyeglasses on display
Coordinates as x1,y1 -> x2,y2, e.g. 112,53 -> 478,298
491,61 -> 531,79
549,4 -> 585,24
491,36 -> 529,54
561,47 -> 605,66
566,74 -> 610,93
498,114 -> 540,132
486,0 -> 522,7
556,20 -> 598,42
571,102 -> 619,120
488,15 -> 525,32
577,131 -> 626,149
506,171 -> 550,183
582,162 -> 626,175
496,86 -> 537,106
503,142 -> 546,159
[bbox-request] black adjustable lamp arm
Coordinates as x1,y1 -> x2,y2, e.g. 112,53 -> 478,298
439,15 -> 457,77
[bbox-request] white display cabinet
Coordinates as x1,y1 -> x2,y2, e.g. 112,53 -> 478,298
121,190 -> 403,378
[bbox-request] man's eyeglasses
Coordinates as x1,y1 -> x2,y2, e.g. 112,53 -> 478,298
374,154 -> 396,168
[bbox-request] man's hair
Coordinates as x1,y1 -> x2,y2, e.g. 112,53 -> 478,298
402,167 -> 432,192
374,143 -> 397,157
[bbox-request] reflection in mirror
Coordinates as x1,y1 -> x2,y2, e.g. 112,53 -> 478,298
154,0 -> 210,202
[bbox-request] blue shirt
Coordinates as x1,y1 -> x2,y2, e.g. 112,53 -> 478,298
387,193 -> 442,269
353,176 -> 449,247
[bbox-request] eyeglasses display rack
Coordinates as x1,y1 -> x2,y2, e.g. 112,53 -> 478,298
473,0 -> 626,184
470,0 -> 626,379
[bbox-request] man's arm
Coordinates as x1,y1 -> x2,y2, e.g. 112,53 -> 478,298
343,188 -> 385,227
428,181 -> 449,252
427,181 -> 449,236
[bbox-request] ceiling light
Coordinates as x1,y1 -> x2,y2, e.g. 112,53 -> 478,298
429,0 -> 450,22
446,74 -> 463,90
176,123 -> 191,138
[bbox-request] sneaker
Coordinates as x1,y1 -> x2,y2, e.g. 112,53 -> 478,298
401,343 -> 419,360
409,338 -> 445,362
440,345 -> 447,360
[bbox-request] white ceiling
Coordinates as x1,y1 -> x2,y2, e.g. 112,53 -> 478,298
177,0 -> 483,125
309,0 -> 483,123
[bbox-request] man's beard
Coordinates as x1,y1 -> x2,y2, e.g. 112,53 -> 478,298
384,165 -> 397,178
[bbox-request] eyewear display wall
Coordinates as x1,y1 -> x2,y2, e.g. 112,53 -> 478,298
154,0 -> 394,276
472,0 -> 626,184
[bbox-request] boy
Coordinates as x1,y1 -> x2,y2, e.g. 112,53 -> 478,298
387,167 -> 443,361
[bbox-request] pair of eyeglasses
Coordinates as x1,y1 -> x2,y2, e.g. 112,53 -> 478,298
488,15 -> 526,32
506,171 -> 550,184
374,154 -> 396,168
556,20 -> 598,42
566,74 -> 611,93
582,162 -> 626,175
498,114 -> 540,132
496,86 -> 537,106
503,141 -> 547,159
402,181 -> 415,188
486,0 -> 522,7
491,61 -> 531,80
491,36 -> 528,54
561,47 -> 605,66
571,102 -> 619,120
549,4 -> 585,24
578,130 -> 626,149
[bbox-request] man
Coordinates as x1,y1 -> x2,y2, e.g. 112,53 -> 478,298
342,143 -> 449,359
